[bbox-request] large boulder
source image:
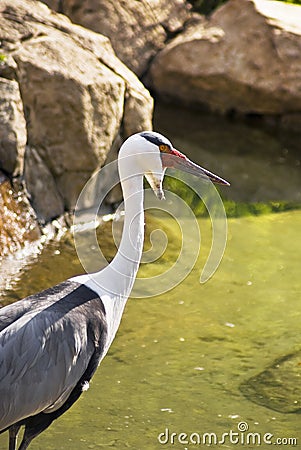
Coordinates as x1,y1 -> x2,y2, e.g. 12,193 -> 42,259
149,0 -> 301,121
40,0 -> 191,76
0,0 -> 153,222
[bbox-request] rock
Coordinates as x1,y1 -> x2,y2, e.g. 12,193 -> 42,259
123,90 -> 154,138
14,35 -> 125,210
24,147 -> 64,222
0,77 -> 26,176
0,0 -> 153,221
41,0 -> 61,10
149,0 -> 301,117
0,54 -> 18,81
40,0 -> 191,76
0,172 -> 41,259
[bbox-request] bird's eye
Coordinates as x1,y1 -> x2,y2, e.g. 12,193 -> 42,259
159,144 -> 169,152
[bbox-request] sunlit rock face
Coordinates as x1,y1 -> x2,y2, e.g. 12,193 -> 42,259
0,78 -> 26,177
40,0 -> 191,76
149,0 -> 301,124
0,0 -> 153,224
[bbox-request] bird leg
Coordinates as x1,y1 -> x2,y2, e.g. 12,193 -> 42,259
17,418 -> 54,450
17,428 -> 40,450
17,434 -> 34,450
9,425 -> 21,450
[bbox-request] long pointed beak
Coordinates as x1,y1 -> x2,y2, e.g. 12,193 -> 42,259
161,152 -> 230,186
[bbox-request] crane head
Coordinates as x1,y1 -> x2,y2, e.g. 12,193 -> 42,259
119,131 -> 229,200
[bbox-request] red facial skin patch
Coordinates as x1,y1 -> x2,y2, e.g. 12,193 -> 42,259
170,148 -> 187,160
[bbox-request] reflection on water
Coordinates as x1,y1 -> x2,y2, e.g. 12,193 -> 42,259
154,102 -> 301,204
1,105 -> 301,449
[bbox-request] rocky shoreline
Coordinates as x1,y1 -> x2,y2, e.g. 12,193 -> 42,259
1,0 -> 301,257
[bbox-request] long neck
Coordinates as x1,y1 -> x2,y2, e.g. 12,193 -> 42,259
85,164 -> 145,302
72,157 -> 145,354
109,172 -> 144,295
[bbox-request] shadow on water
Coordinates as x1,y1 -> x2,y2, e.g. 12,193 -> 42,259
240,351 -> 301,414
1,102 -> 301,449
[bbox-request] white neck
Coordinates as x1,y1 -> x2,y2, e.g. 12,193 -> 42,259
108,172 -> 145,294
71,159 -> 145,353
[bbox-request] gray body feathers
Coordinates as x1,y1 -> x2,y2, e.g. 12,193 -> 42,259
0,280 -> 107,432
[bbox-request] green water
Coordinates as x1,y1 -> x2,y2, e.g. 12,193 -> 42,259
1,105 -> 301,449
1,212 -> 301,449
